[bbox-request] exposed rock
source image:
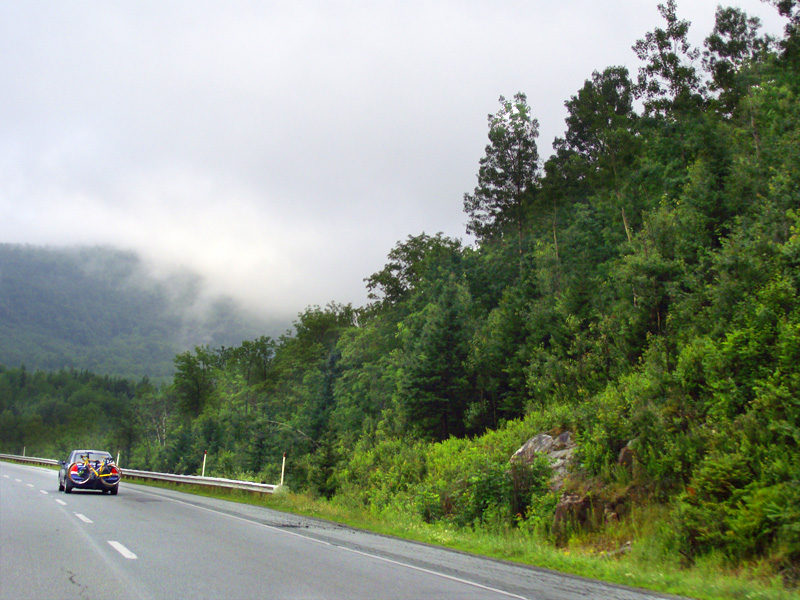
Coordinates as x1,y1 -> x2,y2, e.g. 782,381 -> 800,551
553,492 -> 590,526
512,432 -> 637,540
618,440 -> 636,473
511,432 -> 576,490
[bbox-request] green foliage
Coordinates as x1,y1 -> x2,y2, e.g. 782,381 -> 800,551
552,65 -> 638,194
468,285 -> 531,429
5,4 -> 800,586
173,346 -> 219,417
337,434 -> 429,510
463,92 -> 540,253
703,6 -> 772,114
414,432 -> 551,528
335,423 -> 551,534
633,0 -> 705,117
395,274 -> 475,441
364,233 -> 463,308
679,454 -> 800,570
0,366 -> 146,459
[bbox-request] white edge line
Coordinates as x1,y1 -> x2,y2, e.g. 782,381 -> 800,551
340,545 -> 529,600
108,541 -> 137,559
142,491 -> 526,600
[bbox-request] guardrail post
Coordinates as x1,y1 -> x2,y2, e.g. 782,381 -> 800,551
202,450 -> 207,477
280,452 -> 286,487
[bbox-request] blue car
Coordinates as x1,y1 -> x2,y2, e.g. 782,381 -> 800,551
58,449 -> 121,495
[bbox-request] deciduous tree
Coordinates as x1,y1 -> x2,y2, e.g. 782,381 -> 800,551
633,0 -> 705,117
463,93 -> 540,268
703,7 -> 770,114
173,346 -> 216,417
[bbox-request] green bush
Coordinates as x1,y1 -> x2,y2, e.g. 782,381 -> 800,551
675,451 -> 800,571
679,452 -> 754,558
410,430 -> 551,528
336,435 -> 429,510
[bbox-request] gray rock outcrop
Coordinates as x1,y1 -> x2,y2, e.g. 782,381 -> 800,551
510,431 -> 576,490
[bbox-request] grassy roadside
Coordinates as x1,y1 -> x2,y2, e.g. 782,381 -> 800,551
129,478 -> 797,600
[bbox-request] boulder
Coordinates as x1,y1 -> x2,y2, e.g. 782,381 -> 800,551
511,431 -> 576,490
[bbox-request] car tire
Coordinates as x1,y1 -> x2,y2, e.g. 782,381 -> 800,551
110,485 -> 119,496
64,480 -> 73,494
58,479 -> 65,492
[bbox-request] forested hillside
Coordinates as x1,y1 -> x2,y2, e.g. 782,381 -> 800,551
3,0 -> 799,590
0,245 -> 279,378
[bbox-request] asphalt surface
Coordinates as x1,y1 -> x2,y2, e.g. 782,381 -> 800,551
1,461 -> 684,600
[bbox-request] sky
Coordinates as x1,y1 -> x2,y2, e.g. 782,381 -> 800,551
0,1 -> 789,323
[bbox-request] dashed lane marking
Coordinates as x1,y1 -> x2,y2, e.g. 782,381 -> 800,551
40,490 -> 49,495
108,541 -> 137,559
55,499 -> 67,506
74,513 -> 93,524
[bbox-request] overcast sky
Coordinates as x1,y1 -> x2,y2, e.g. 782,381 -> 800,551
0,1 -> 788,323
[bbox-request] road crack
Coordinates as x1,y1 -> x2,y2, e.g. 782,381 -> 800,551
65,569 -> 90,599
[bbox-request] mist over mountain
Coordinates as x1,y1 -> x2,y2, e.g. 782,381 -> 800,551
0,244 -> 285,379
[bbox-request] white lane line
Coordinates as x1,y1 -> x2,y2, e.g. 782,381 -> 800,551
143,491 -> 525,600
108,541 -> 137,559
2,474 -> 9,478
14,478 -> 21,482
340,545 -> 528,600
40,490 -> 49,495
26,483 -> 34,488
55,499 -> 67,506
74,513 -> 93,524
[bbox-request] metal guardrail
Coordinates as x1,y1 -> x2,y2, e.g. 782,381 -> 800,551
0,454 -> 60,466
0,453 -> 277,494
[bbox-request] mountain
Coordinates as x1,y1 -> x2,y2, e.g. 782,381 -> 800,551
0,244 -> 283,379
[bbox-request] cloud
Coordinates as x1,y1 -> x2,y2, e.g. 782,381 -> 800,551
0,1 -> 789,322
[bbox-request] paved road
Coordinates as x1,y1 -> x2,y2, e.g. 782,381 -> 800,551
1,461 -> 682,600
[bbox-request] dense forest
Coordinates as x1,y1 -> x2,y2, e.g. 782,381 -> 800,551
0,245 -> 279,378
2,0 -> 799,585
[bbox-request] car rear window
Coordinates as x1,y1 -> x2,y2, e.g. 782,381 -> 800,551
72,451 -> 112,462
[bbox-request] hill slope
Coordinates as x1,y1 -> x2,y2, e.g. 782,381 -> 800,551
0,244 -> 281,379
